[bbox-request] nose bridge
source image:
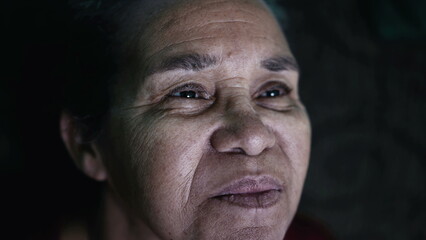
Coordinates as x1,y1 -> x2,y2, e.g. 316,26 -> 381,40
210,91 -> 276,156
217,77 -> 255,114
225,92 -> 255,116
221,87 -> 261,134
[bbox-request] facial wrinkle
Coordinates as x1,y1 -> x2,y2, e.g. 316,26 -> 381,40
140,24 -> 284,78
225,94 -> 256,115
151,0 -> 237,35
157,7 -> 261,34
182,149 -> 206,215
179,166 -> 195,206
185,20 -> 256,32
215,77 -> 248,87
142,36 -> 218,65
139,74 -> 203,103
125,109 -> 163,165
173,0 -> 246,21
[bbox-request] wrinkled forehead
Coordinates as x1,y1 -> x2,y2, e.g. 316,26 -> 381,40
120,0 -> 288,58
129,0 -> 273,26
145,0 -> 275,31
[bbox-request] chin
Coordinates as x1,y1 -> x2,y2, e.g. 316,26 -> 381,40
189,225 -> 288,240
181,196 -> 293,240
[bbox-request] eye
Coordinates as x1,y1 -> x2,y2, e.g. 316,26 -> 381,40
169,83 -> 209,99
257,82 -> 292,98
260,89 -> 281,98
172,90 -> 199,98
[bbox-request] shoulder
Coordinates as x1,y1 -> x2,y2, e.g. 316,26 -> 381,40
30,218 -> 88,240
59,221 -> 88,240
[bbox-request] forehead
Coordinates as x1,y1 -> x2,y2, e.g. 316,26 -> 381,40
128,0 -> 291,63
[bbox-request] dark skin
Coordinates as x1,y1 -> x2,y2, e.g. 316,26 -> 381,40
61,0 -> 311,239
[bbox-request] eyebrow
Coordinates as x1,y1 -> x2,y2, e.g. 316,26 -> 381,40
145,54 -> 299,77
146,53 -> 219,76
261,56 -> 299,72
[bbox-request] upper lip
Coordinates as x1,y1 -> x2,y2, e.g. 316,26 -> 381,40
212,176 -> 283,197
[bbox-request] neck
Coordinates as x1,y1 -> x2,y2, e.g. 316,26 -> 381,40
99,188 -> 160,240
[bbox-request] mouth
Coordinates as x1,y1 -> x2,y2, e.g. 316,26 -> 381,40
212,177 -> 283,208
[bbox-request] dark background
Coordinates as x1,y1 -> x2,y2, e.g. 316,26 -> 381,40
1,0 -> 425,239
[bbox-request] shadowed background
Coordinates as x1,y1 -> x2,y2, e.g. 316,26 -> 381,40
1,0 -> 425,239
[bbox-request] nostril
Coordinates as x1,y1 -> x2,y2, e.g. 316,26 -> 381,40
230,148 -> 246,154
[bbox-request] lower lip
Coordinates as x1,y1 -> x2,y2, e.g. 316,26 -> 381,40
214,190 -> 281,208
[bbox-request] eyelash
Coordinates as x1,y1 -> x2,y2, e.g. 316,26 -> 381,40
256,82 -> 292,98
168,82 -> 292,100
168,83 -> 209,99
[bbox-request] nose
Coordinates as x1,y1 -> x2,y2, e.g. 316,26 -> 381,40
210,99 -> 276,156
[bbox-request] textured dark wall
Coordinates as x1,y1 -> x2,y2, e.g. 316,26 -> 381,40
1,0 -> 425,239
280,0 -> 426,239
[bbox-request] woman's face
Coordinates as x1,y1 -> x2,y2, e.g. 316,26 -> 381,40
98,0 -> 311,239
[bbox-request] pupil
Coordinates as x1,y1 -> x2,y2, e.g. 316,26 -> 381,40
180,91 -> 197,98
267,90 -> 280,97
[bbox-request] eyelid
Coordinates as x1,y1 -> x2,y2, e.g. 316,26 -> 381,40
255,81 -> 293,98
168,82 -> 210,99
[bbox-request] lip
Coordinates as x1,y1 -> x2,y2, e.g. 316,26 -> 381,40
212,176 -> 283,208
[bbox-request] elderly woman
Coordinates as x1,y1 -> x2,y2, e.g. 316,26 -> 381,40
60,0 -> 313,239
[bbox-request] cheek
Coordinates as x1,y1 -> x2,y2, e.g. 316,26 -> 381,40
115,111 -> 213,234
103,103 -> 311,238
263,107 -> 311,187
